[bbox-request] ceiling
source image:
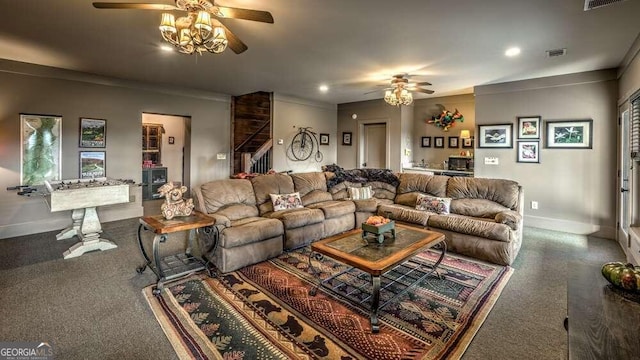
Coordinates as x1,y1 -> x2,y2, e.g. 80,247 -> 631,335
0,0 -> 639,105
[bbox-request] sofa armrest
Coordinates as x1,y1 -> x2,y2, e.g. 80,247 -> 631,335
495,210 -> 522,230
210,214 -> 231,228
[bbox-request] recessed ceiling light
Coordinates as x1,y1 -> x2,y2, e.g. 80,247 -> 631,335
160,45 -> 174,52
319,84 -> 329,93
505,47 -> 521,57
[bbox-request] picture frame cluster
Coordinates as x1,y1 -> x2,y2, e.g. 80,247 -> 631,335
476,116 -> 592,164
79,117 -> 107,178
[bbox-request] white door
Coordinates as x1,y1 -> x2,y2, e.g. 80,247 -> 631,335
618,109 -> 631,248
362,124 -> 386,168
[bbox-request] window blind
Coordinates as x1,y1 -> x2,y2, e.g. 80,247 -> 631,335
631,94 -> 640,160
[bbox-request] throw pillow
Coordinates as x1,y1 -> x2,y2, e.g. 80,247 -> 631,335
415,193 -> 451,214
270,192 -> 303,212
348,186 -> 374,200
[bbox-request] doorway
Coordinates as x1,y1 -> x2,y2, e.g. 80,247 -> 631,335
141,113 -> 191,215
358,121 -> 389,169
618,109 -> 631,249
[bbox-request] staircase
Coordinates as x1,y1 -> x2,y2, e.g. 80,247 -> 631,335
231,91 -> 273,174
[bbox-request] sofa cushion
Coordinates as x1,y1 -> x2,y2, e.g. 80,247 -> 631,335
348,186 -> 373,200
291,172 -> 333,205
329,181 -> 361,200
447,177 -> 520,210
270,192 -> 303,211
220,217 -> 284,248
366,181 -> 397,201
263,208 -> 324,229
306,200 -> 356,219
450,199 -> 509,218
353,198 -> 379,212
416,194 -> 451,214
396,173 -> 449,199
196,179 -> 259,220
251,173 -> 295,215
377,203 -> 431,226
427,214 -> 512,242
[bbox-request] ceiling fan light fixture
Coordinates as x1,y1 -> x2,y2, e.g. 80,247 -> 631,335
159,10 -> 228,54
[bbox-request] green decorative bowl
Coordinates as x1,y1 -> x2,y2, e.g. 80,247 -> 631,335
362,221 -> 395,244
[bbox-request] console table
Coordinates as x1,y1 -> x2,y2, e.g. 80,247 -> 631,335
567,260 -> 640,359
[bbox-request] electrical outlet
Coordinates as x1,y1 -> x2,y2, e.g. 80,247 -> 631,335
277,139 -> 284,145
216,153 -> 226,160
531,201 -> 538,210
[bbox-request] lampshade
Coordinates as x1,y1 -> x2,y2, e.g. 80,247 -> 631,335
460,130 -> 471,139
159,13 -> 176,33
194,11 -> 212,31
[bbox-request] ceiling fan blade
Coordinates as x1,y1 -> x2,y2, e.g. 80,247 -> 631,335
93,2 -> 179,10
215,6 -> 274,23
216,22 -> 248,54
411,88 -> 435,94
413,81 -> 432,86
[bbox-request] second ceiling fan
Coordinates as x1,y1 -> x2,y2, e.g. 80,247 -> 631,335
93,0 -> 274,55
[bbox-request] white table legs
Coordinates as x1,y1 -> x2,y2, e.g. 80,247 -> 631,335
57,207 -> 118,259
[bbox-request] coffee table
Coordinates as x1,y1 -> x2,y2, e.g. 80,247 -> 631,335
307,224 -> 446,333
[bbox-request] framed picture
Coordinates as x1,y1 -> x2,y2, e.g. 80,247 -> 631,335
517,141 -> 540,163
20,113 -> 62,185
79,151 -> 106,179
545,119 -> 593,149
421,136 -> 431,148
434,136 -> 445,148
517,116 -> 541,139
168,136 -> 175,144
79,118 -> 106,148
342,132 -> 352,146
478,124 -> 513,148
319,133 -> 330,145
462,137 -> 474,149
448,136 -> 459,148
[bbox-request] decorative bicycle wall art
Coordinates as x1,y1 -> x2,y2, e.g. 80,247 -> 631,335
287,127 -> 324,162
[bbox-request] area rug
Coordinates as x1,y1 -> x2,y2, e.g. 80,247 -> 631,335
143,248 -> 513,360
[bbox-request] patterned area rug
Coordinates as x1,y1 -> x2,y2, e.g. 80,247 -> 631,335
143,248 -> 513,360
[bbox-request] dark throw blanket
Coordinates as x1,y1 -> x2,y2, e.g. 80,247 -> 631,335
323,164 -> 400,189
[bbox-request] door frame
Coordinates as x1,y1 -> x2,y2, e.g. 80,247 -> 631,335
617,108 -> 631,251
357,118 -> 390,169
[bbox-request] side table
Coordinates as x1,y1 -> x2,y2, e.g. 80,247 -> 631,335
136,211 -> 216,295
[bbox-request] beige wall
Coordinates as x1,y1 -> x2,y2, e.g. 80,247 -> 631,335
272,95 -> 337,173
0,60 -> 230,238
474,69 -> 618,237
412,94 -> 476,168
337,99 -> 402,171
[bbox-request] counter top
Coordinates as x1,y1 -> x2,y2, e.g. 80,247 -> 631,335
402,167 -> 474,176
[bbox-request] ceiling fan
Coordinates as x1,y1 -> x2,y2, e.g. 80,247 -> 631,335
367,74 -> 435,106
93,0 -> 274,55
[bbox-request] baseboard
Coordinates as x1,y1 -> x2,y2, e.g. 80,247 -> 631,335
0,205 -> 143,239
524,215 -> 616,239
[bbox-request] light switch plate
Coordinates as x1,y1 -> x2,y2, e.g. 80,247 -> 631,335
277,139 -> 284,145
484,157 -> 499,165
216,153 -> 226,160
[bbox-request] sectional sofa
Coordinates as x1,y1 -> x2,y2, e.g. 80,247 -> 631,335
193,171 -> 523,273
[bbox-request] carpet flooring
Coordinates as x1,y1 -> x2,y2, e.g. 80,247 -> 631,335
0,219 -> 625,360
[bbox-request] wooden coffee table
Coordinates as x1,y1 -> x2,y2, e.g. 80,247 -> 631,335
307,224 -> 446,333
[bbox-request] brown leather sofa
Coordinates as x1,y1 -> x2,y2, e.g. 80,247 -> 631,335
193,171 -> 523,273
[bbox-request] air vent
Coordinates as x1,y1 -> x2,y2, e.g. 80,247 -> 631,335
584,0 -> 627,11
546,48 -> 567,58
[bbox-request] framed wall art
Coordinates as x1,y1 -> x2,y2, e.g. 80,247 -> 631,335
79,118 -> 106,148
448,136 -> 459,148
434,136 -> 445,148
319,133 -> 330,145
517,116 -> 541,139
168,136 -> 175,144
545,119 -> 592,149
342,132 -> 352,146
20,113 -> 62,185
478,124 -> 513,148
80,151 -> 106,179
517,141 -> 540,163
421,136 -> 431,148
462,137 -> 474,149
